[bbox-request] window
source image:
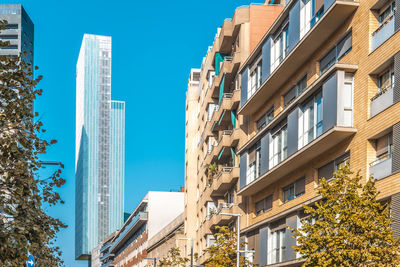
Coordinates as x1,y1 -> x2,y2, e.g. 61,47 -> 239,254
284,75 -> 307,107
377,66 -> 394,94
300,0 -> 312,39
282,177 -> 305,203
320,31 -> 352,74
225,189 -> 234,204
248,57 -> 262,98
247,142 -> 261,184
271,24 -> 288,72
379,1 -> 396,25
298,91 -> 323,149
318,151 -> 350,180
5,24 -> 18,29
0,35 -> 18,39
2,44 -> 18,49
255,195 -> 273,216
343,73 -> 354,126
208,71 -> 216,88
269,125 -> 288,168
375,133 -> 393,163
257,107 -> 274,131
271,228 -> 286,264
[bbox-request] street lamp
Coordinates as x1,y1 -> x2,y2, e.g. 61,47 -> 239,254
177,237 -> 194,267
219,212 -> 242,267
145,257 -> 156,267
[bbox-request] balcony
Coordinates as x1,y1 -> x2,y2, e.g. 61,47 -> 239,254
239,0 -> 359,115
109,212 -> 148,253
370,156 -> 392,180
209,204 -> 240,231
370,84 -> 394,117
219,20 -> 234,54
212,130 -> 240,162
238,126 -> 357,196
371,14 -> 395,51
210,167 -> 240,196
211,91 -> 240,125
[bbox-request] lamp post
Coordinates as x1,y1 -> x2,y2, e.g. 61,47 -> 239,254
177,237 -> 194,267
145,257 -> 156,267
219,212 -> 242,267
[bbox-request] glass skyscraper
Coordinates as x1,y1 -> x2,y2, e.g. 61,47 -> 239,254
75,34 -> 125,260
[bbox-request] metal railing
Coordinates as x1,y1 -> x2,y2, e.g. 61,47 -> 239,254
370,83 -> 394,101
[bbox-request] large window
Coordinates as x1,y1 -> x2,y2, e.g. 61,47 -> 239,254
298,91 -> 323,149
255,195 -> 273,216
282,177 -> 305,203
248,57 -> 262,98
269,125 -> 288,168
300,0 -> 312,39
270,228 -> 286,264
247,142 -> 261,184
271,25 -> 288,72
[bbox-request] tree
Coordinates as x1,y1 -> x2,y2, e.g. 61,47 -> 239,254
204,226 -> 255,267
159,247 -> 190,267
292,166 -> 400,266
0,20 -> 66,266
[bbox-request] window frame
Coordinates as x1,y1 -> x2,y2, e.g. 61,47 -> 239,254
269,124 -> 288,168
298,90 -> 323,149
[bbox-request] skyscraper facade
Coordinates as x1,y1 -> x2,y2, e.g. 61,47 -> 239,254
0,4 -> 34,68
75,34 -> 125,260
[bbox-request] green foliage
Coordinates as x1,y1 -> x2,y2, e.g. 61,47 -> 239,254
0,20 -> 66,266
205,162 -> 218,185
292,166 -> 400,267
158,247 -> 189,267
204,226 -> 255,267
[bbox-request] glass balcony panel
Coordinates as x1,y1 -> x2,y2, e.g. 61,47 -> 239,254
371,15 -> 395,51
370,84 -> 393,117
369,156 -> 392,180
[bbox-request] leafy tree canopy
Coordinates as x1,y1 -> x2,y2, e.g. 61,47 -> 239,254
0,20 -> 66,266
292,166 -> 400,267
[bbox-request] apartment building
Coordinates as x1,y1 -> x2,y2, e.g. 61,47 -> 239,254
186,0 -> 400,265
108,192 -> 184,267
184,3 -> 283,265
146,213 -> 185,266
91,231 -> 117,267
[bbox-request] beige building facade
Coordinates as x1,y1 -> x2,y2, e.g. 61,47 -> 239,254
184,2 -> 283,265
146,213 -> 186,266
185,0 -> 400,265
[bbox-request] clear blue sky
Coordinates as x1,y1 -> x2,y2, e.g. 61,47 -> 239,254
2,0 -> 260,266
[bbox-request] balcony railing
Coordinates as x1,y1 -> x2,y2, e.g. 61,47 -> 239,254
370,84 -> 393,117
371,14 -> 395,51
369,155 -> 392,180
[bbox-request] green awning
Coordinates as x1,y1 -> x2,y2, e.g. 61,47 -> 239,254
231,147 -> 235,167
218,148 -> 225,160
218,110 -> 226,126
211,121 -> 217,132
215,53 -> 227,76
231,110 -> 236,129
218,74 -> 225,106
